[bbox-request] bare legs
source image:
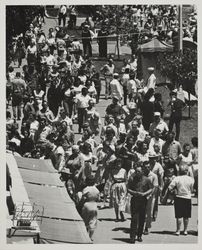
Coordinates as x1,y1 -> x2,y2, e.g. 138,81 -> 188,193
176,218 -> 189,235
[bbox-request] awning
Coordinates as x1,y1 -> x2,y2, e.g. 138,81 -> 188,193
15,156 -> 57,173
13,156 -> 92,244
138,38 -> 173,52
19,168 -> 64,187
39,218 -> 91,244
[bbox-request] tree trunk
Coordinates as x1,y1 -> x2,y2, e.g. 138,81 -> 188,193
116,34 -> 120,59
188,91 -> 191,119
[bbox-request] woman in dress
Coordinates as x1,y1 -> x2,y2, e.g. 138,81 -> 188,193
110,158 -> 127,221
80,176 -> 100,241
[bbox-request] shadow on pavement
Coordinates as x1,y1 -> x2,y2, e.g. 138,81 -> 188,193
112,227 -> 130,234
188,230 -> 198,236
112,238 -> 131,243
98,218 -> 116,222
150,230 -> 176,235
151,230 -> 198,236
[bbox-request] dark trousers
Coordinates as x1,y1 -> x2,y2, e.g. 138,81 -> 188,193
83,42 -> 92,57
78,108 -> 87,132
63,99 -> 73,118
58,13 -> 66,27
169,116 -> 181,141
130,196 -> 147,238
69,14 -> 77,29
95,88 -> 101,103
98,41 -> 107,57
123,86 -> 128,105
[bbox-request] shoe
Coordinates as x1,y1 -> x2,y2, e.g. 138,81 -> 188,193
137,236 -> 143,242
175,231 -> 180,236
115,218 -> 119,222
144,228 -> 149,235
183,231 -> 188,236
130,234 -> 136,243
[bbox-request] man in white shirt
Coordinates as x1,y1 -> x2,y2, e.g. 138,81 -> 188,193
127,73 -> 137,101
58,5 -> 67,27
121,68 -> 130,105
110,73 -> 123,102
149,112 -> 169,138
101,58 -> 115,99
146,67 -> 156,90
76,87 -> 91,133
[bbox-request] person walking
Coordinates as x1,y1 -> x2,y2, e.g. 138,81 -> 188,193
97,25 -> 109,58
100,58 -> 115,99
11,72 -> 26,120
58,5 -> 67,27
168,91 -> 185,141
81,25 -> 94,57
79,176 -> 100,241
110,73 -> 123,103
168,166 -> 194,236
128,163 -> 153,243
110,158 -> 127,221
146,67 -> 156,91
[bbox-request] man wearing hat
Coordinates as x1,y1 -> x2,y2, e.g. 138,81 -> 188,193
110,73 -> 123,103
146,67 -> 156,90
149,112 -> 168,138
81,24 -> 95,57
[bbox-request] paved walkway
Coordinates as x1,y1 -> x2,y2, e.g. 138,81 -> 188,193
93,199 -> 197,244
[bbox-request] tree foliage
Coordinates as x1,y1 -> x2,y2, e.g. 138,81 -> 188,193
157,47 -> 197,94
6,6 -> 41,67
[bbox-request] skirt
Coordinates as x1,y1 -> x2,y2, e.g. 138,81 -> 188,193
82,202 -> 98,230
174,197 -> 192,218
110,182 -> 127,211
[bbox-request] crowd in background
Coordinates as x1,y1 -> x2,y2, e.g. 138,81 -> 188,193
6,5 -> 198,243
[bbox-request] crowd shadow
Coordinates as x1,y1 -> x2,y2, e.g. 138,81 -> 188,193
98,218 -> 116,222
112,237 -> 131,243
150,230 -> 176,235
112,227 -> 130,234
151,230 -> 198,236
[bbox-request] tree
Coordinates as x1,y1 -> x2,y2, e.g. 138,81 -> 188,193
6,6 -> 41,69
157,47 -> 197,118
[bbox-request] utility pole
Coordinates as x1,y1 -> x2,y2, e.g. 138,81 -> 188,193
116,6 -> 120,59
178,5 -> 183,53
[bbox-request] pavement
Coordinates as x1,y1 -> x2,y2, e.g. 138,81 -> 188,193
93,198 -> 198,244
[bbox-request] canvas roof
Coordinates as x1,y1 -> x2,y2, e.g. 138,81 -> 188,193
12,156 -> 91,244
138,38 -> 173,52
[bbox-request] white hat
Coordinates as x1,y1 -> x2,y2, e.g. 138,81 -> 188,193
148,67 -> 155,71
154,112 -> 161,116
133,22 -> 138,26
148,152 -> 158,158
113,73 -> 119,77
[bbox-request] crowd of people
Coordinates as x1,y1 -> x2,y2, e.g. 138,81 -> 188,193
6,5 -> 198,243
